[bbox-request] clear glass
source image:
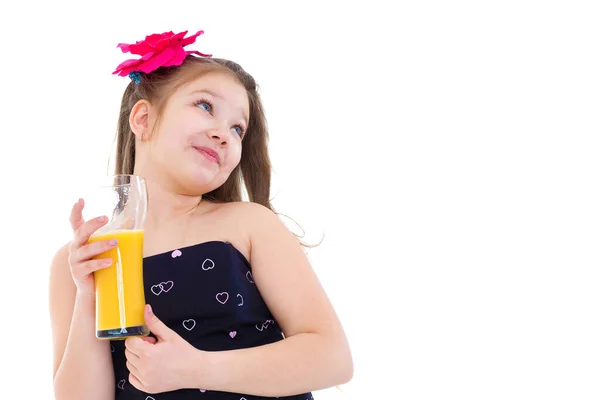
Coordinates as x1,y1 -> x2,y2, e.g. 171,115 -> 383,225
84,175 -> 149,340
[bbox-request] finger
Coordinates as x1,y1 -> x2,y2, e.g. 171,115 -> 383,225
144,304 -> 175,341
73,215 -> 109,247
124,337 -> 148,357
69,199 -> 85,232
125,359 -> 145,385
126,359 -> 142,379
71,259 -> 114,278
128,372 -> 146,393
124,348 -> 140,362
74,239 -> 118,263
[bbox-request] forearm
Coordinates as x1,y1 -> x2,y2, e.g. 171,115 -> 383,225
54,294 -> 115,400
200,333 -> 352,397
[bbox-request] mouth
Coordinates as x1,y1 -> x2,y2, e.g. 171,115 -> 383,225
193,146 -> 220,164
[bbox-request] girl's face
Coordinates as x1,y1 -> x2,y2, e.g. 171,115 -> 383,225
139,71 -> 250,196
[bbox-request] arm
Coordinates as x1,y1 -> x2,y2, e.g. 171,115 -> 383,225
50,243 -> 115,400
198,203 -> 353,397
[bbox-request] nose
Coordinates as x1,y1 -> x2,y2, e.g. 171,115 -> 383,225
206,122 -> 229,146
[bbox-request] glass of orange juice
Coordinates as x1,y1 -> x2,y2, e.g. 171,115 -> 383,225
84,174 -> 148,340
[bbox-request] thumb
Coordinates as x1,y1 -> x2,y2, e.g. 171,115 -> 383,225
144,304 -> 175,341
141,336 -> 157,345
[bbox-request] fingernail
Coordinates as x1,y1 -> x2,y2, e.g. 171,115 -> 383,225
146,304 -> 152,315
103,259 -> 113,266
97,216 -> 106,222
109,239 -> 118,246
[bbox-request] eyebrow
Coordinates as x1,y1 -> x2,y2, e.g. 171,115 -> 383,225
190,89 -> 249,126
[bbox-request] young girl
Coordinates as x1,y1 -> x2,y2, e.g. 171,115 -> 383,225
49,30 -> 353,400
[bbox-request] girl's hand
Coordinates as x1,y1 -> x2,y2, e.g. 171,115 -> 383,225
125,305 -> 206,394
67,199 -> 118,296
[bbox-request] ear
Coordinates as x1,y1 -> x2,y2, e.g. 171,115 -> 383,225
129,100 -> 152,141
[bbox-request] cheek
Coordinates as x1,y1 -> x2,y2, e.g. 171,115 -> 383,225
148,135 -> 184,168
225,142 -> 243,168
152,136 -> 174,155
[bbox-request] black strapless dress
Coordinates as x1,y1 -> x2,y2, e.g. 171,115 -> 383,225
111,241 -> 314,400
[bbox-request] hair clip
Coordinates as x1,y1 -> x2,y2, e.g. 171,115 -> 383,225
128,71 -> 142,85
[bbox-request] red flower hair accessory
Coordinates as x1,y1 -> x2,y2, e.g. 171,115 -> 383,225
112,30 -> 212,82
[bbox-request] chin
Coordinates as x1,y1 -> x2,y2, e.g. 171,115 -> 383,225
180,170 -> 228,196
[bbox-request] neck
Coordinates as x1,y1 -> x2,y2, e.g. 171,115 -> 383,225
141,176 -> 203,227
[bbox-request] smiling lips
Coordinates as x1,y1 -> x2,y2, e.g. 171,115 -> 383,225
194,146 -> 220,163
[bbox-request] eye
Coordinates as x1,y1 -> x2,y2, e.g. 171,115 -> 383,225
232,126 -> 245,137
195,100 -> 213,113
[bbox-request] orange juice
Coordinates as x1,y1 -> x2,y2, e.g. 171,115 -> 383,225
89,229 -> 149,340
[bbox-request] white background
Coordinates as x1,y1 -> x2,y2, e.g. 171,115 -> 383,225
1,1 -> 599,399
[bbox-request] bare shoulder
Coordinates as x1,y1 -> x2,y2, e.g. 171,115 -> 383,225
218,201 -> 280,226
49,242 -> 74,290
49,241 -> 75,323
49,241 -> 76,315
194,201 -> 279,261
211,201 -> 282,234
210,201 -> 293,254
215,200 -> 274,215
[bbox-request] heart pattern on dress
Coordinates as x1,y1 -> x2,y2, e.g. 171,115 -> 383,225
216,292 -> 229,304
201,258 -> 215,270
151,281 -> 174,296
171,249 -> 182,258
182,319 -> 196,331
255,319 -> 275,331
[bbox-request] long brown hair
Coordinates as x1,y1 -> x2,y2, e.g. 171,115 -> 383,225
113,56 -> 317,247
